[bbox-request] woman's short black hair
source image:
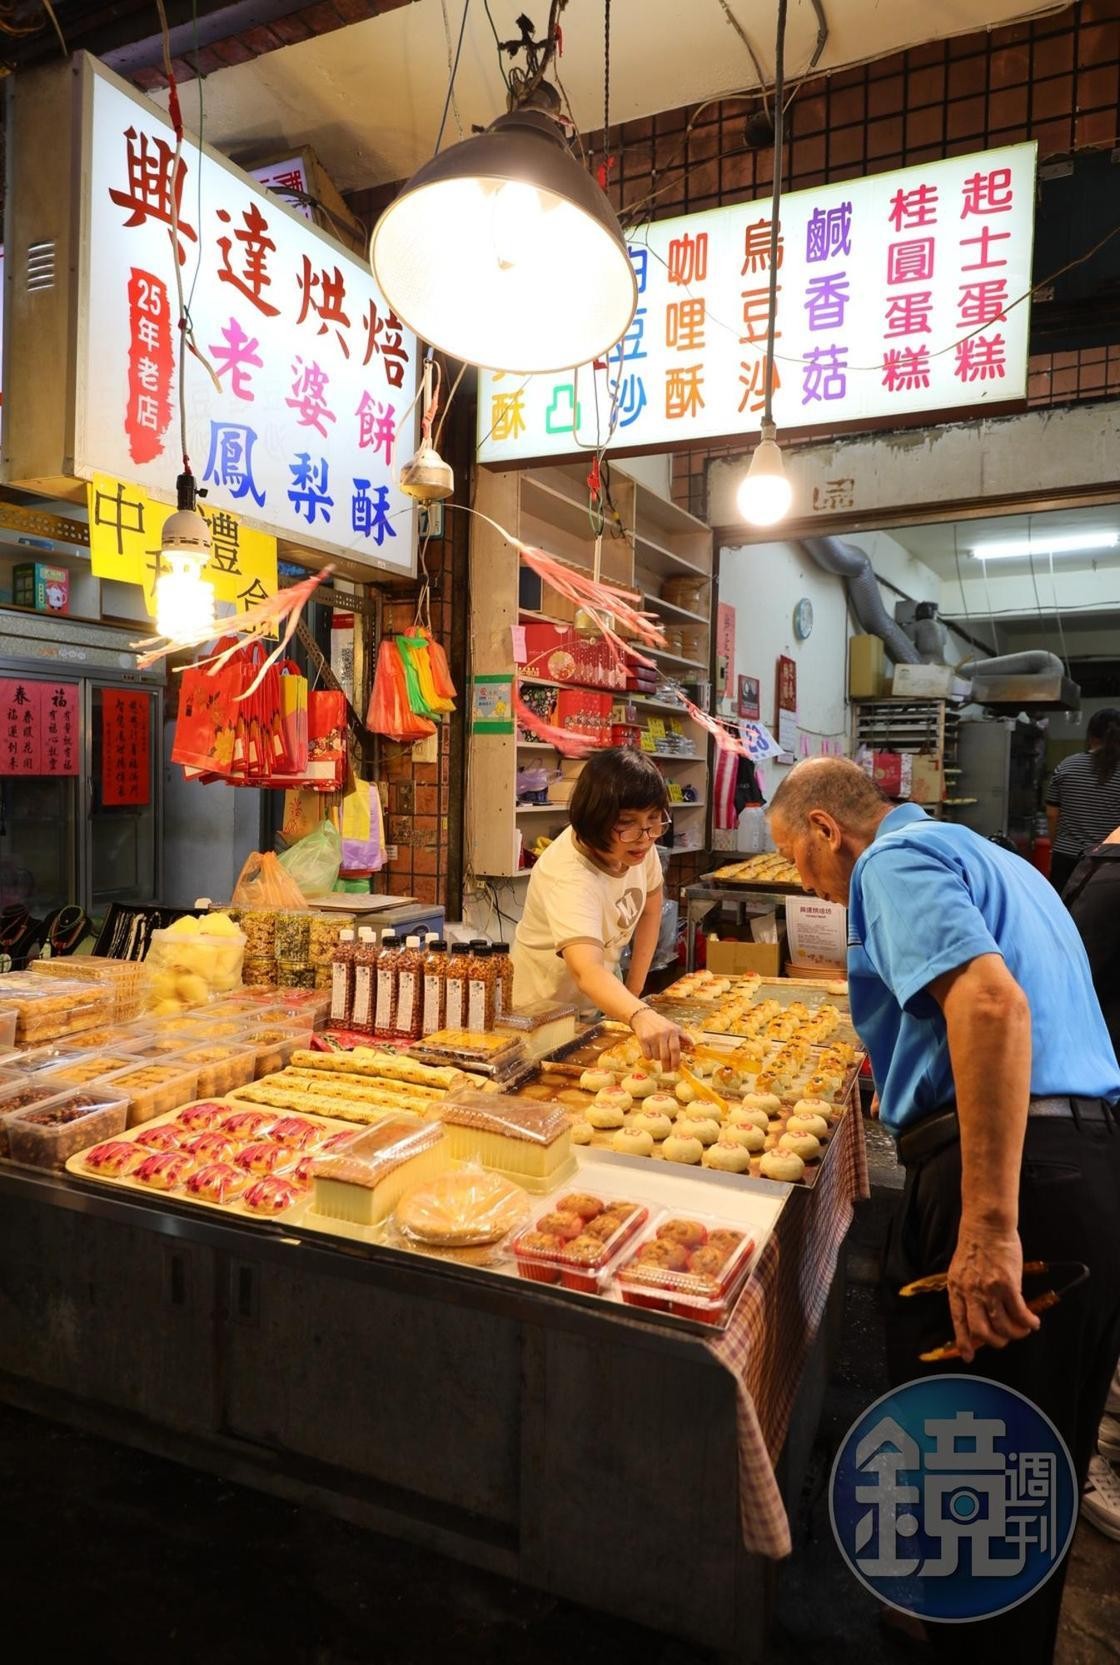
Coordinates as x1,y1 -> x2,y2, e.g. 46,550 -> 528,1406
569,748 -> 669,852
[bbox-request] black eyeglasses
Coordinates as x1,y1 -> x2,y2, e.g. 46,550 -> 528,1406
612,816 -> 671,845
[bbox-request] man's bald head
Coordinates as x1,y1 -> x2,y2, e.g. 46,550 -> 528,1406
768,757 -> 890,837
767,758 -> 892,905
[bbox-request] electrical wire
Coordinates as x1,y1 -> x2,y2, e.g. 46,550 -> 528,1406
482,0 -> 511,88
761,0 -> 787,431
1047,548 -> 1072,676
714,0 -> 770,119
40,0 -> 65,55
434,0 -> 471,155
438,0 -> 466,141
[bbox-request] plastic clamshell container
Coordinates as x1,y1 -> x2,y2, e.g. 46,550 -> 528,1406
37,1052 -> 149,1091
310,1118 -> 447,1226
100,1061 -> 201,1127
241,1023 -> 316,1078
614,1214 -> 757,1328
439,1089 -> 575,1194
257,990 -> 331,1029
0,1074 -> 65,1156
0,977 -> 114,1044
176,1042 -> 258,1098
125,1037 -> 192,1064
0,1009 -> 16,1051
512,1197 -> 650,1293
6,1089 -> 129,1170
178,1014 -> 255,1042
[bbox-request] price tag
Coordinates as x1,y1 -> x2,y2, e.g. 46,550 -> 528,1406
647,718 -> 666,740
639,730 -> 656,753
667,782 -> 685,803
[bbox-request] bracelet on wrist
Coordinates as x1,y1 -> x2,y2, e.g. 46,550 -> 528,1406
628,1003 -> 650,1028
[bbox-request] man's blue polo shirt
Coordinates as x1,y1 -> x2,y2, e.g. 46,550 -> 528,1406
847,803 -> 1120,1135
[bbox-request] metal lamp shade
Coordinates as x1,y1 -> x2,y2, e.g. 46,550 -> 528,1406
370,110 -> 638,374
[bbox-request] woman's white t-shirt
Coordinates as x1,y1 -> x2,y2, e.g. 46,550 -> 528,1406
511,827 -> 663,1011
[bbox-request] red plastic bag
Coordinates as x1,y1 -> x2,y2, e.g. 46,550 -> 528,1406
308,689 -> 347,791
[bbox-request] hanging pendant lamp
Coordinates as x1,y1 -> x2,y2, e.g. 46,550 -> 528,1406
370,81 -> 637,374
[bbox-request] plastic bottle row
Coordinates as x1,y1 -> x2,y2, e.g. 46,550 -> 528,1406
328,929 -> 514,1042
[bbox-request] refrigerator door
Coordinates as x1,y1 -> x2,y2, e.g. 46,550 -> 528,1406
87,682 -> 163,912
956,719 -> 1013,837
0,773 -> 78,917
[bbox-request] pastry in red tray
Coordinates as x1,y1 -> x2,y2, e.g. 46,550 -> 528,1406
235,1141 -> 291,1176
513,1230 -> 565,1284
83,1139 -> 144,1177
132,1124 -> 182,1152
688,1244 -> 730,1285
554,1192 -> 603,1222
182,1131 -> 238,1165
220,1108 -> 274,1141
636,1238 -> 690,1272
186,1162 -> 247,1205
585,1212 -> 625,1243
706,1228 -> 744,1258
267,1116 -> 320,1150
133,1151 -> 193,1191
536,1209 -> 584,1241
175,1102 -> 229,1133
657,1218 -> 708,1250
242,1175 -> 300,1215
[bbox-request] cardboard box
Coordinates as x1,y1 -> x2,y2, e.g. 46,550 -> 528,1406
705,923 -> 787,978
13,562 -> 69,615
785,896 -> 848,970
891,663 -> 970,699
910,754 -> 944,805
849,634 -> 887,698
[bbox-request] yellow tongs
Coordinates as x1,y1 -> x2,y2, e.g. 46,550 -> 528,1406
899,1260 -> 1089,1362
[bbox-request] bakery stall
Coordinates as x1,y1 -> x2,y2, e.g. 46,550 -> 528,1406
0,947 -> 865,1657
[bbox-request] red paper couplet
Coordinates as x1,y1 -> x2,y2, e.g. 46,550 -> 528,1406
102,689 -> 150,805
0,678 -> 41,775
41,682 -> 79,777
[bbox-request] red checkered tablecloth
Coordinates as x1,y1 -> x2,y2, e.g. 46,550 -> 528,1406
710,1105 -> 870,1558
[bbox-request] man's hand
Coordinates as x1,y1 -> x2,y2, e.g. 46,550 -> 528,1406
630,1006 -> 689,1070
869,1091 -> 880,1119
946,1221 -> 1041,1363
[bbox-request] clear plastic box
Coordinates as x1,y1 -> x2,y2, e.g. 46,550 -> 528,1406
614,1214 -> 757,1328
37,1051 -> 150,1090
6,1088 -> 129,1169
0,1074 -> 68,1156
0,977 -> 114,1045
29,956 -> 146,1022
257,990 -> 331,1029
144,923 -> 247,1013
100,1061 -> 201,1127
0,1010 -> 16,1051
241,1023 -> 316,1078
176,1042 -> 258,1098
512,1193 -> 650,1293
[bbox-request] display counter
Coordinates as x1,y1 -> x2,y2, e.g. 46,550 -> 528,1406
0,1107 -> 865,1656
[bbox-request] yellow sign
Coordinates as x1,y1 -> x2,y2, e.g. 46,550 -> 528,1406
647,717 -> 666,740
88,474 -> 278,616
639,730 -> 656,753
667,782 -> 685,803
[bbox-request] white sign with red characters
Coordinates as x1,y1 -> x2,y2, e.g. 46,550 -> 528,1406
78,60 -> 418,576
478,142 -> 1036,464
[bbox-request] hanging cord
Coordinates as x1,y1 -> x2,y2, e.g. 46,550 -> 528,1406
715,0 -> 770,119
601,0 -> 611,183
434,0 -> 471,154
762,0 -> 787,432
434,358 -> 468,450
438,0 -> 466,142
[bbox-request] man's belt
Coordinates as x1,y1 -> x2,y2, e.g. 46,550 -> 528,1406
897,1096 -> 1116,1168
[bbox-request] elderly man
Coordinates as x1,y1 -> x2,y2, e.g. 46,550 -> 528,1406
768,757 -> 1120,1659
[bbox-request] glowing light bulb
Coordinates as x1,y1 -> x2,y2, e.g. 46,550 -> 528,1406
155,553 -> 216,643
490,180 -> 545,269
736,429 -> 793,527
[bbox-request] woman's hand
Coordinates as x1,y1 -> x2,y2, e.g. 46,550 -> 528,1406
630,1006 -> 689,1070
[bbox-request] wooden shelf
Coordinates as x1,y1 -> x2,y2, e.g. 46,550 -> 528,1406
645,646 -> 709,673
632,531 -> 710,581
518,676 -> 701,720
516,803 -> 570,815
642,592 -> 711,626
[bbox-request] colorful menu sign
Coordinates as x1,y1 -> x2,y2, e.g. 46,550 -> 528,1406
87,472 -> 278,616
102,689 -> 151,806
478,142 -> 1036,463
0,680 -> 78,776
77,57 -> 418,576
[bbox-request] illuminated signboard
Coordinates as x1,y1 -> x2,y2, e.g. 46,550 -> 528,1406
79,59 -> 418,576
478,142 -> 1036,464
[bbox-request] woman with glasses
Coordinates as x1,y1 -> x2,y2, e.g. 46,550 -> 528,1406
511,748 -> 689,1068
